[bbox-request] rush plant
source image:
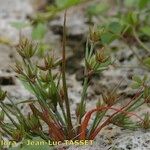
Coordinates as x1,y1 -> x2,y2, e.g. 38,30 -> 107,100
0,13 -> 149,149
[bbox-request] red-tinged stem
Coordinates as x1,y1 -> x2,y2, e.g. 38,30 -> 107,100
30,104 -> 64,140
89,109 -> 143,140
120,88 -> 143,111
43,110 -> 65,141
79,106 -> 143,140
98,87 -> 143,137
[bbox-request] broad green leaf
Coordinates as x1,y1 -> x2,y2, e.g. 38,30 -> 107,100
138,0 -> 149,9
140,26 -> 150,37
143,57 -> 150,68
87,3 -> 109,16
123,12 -> 138,26
124,0 -> 138,7
56,0 -> 81,8
101,32 -> 117,44
108,22 -> 123,34
11,22 -> 30,30
130,12 -> 138,25
32,23 -> 46,40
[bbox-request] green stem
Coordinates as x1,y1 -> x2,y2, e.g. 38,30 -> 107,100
88,110 -> 106,137
78,78 -> 88,124
7,97 -> 27,125
119,34 -> 150,70
78,42 -> 94,125
47,70 -> 67,127
132,27 -> 150,53
0,103 -> 19,128
0,123 -> 12,136
62,11 -> 73,137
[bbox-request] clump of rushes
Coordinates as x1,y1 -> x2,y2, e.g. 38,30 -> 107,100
0,13 -> 149,147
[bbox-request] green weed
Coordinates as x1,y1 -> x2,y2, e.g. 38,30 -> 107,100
0,10 -> 149,149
